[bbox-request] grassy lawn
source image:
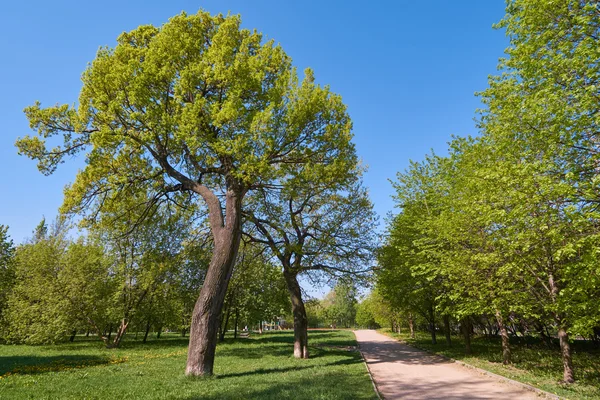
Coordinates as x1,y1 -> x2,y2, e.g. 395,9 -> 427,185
0,330 -> 376,400
380,329 -> 600,400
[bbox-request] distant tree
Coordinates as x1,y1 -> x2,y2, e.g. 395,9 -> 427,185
0,225 -> 16,336
17,10 -> 356,376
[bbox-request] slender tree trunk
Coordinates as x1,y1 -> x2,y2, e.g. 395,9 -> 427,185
283,270 -> 309,359
107,324 -> 113,342
156,326 -> 162,339
558,324 -> 575,383
220,305 -> 232,342
258,321 -> 263,334
495,310 -> 511,364
409,313 -> 415,339
234,308 -> 239,339
182,328 -> 186,337
462,317 -> 472,355
109,319 -> 129,348
443,315 -> 452,346
69,330 -> 77,342
143,320 -> 151,343
185,192 -> 243,377
86,330 -> 90,337
429,305 -> 437,345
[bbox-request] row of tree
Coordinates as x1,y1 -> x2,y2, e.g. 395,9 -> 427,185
373,0 -> 600,384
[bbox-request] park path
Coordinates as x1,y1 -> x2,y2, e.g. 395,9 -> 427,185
354,330 -> 540,400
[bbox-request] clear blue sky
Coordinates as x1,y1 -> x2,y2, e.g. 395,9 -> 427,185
0,0 -> 508,244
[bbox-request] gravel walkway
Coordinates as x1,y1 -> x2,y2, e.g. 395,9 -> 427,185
354,329 -> 541,399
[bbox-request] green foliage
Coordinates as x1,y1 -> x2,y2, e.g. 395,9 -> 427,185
0,225 -> 15,330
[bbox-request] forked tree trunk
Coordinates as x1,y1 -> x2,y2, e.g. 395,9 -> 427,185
185,192 -> 243,376
408,313 -> 415,338
107,319 -> 129,348
283,270 -> 309,359
495,310 -> 511,364
443,315 -> 452,346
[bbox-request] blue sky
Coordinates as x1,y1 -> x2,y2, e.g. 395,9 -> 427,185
0,1 -> 508,244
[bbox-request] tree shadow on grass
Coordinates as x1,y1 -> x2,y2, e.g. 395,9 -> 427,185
0,355 -> 116,375
214,356 -> 362,379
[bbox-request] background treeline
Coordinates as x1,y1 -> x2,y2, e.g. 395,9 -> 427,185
0,215 -> 294,347
367,0 -> 600,384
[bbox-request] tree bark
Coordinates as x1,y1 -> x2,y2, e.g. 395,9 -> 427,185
69,330 -> 77,342
408,313 -> 415,339
443,315 -> 452,346
428,305 -> 437,345
185,191 -> 243,376
219,305 -> 232,342
143,320 -> 151,343
234,308 -> 239,339
558,325 -> 575,383
462,317 -> 472,355
283,270 -> 309,358
495,311 -> 511,364
107,324 -> 113,342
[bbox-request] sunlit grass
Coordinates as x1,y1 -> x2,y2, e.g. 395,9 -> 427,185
381,329 -> 600,400
0,330 -> 376,400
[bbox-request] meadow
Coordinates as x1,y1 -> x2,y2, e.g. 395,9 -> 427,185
0,330 -> 376,400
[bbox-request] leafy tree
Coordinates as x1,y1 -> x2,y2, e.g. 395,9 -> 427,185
16,10 -> 356,375
0,225 -> 15,332
244,179 -> 376,357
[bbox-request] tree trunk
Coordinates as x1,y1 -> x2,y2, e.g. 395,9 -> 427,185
107,324 -> 113,342
234,308 -> 239,339
495,310 -> 511,364
86,330 -> 90,337
429,305 -> 437,345
143,320 -> 151,343
443,315 -> 452,346
219,305 -> 232,342
283,270 -> 309,359
558,325 -> 575,383
185,192 -> 243,377
409,313 -> 415,339
182,328 -> 186,337
258,321 -> 263,334
462,317 -> 472,355
109,319 -> 129,348
156,326 -> 162,339
69,330 -> 77,342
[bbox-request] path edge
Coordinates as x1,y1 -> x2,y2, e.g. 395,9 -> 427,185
353,331 -> 382,400
378,330 -> 564,400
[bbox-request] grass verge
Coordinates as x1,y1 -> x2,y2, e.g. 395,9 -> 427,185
380,329 -> 600,400
0,330 -> 376,400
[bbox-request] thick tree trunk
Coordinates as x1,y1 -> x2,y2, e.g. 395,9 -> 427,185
283,270 -> 309,359
558,325 -> 575,383
429,305 -> 437,345
143,320 -> 151,343
443,315 -> 452,346
185,192 -> 243,377
462,317 -> 472,355
495,311 -> 511,364
408,313 -> 415,339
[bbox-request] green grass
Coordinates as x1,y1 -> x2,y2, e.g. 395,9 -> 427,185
380,329 -> 600,400
0,330 -> 376,400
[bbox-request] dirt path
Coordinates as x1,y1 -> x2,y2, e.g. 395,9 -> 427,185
354,330 -> 541,399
